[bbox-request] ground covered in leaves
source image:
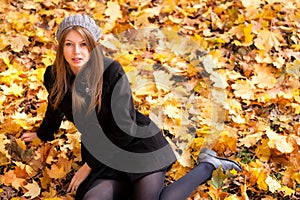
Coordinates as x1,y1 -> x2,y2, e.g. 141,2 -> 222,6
0,0 -> 299,199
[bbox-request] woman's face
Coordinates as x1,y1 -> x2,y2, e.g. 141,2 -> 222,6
63,30 -> 90,75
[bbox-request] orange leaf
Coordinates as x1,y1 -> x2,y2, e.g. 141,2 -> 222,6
3,170 -> 16,186
46,164 -> 67,179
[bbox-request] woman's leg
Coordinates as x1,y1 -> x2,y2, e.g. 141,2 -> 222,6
132,171 -> 165,200
83,179 -> 131,200
132,148 -> 242,200
159,163 -> 214,200
132,163 -> 214,200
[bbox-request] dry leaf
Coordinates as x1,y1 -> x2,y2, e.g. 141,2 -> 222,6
46,164 -> 67,179
254,30 -> 285,52
23,180 -> 41,199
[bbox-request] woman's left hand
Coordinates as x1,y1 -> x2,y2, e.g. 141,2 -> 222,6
67,163 -> 92,193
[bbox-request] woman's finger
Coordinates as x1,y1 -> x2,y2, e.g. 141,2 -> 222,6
67,177 -> 75,192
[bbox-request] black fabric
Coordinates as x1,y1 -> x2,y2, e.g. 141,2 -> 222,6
37,58 -> 177,200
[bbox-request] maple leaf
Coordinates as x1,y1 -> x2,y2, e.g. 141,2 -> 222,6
0,83 -> 24,97
255,138 -> 271,162
105,1 -> 122,20
0,134 -> 9,155
265,175 -> 281,193
252,64 -> 277,89
231,79 -> 255,100
11,177 -> 25,190
266,129 -> 294,153
163,104 -> 181,120
153,70 -> 174,92
230,24 -> 254,46
46,164 -> 67,179
239,132 -> 263,148
42,49 -> 56,67
23,180 -> 41,199
254,30 -> 285,52
210,167 -> 228,189
3,170 -> 16,186
286,59 -> 300,78
241,0 -> 262,8
161,0 -> 176,13
9,35 -> 30,53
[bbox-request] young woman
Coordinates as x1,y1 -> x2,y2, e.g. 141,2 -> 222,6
21,14 -> 242,200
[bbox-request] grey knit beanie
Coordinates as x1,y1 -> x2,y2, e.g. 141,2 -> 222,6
56,14 -> 101,41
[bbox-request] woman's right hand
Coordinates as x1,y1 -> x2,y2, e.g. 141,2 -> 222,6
21,132 -> 38,142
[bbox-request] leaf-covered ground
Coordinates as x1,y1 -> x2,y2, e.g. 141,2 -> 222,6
0,0 -> 299,199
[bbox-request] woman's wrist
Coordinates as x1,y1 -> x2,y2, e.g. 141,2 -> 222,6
83,162 -> 92,172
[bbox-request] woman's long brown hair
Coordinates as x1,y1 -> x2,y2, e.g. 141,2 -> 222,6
49,26 -> 104,114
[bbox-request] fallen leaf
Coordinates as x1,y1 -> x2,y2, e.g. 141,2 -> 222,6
254,30 -> 285,52
46,164 -> 67,179
23,180 -> 41,199
265,175 -> 281,193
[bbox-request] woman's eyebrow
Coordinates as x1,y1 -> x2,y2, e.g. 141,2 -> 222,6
65,39 -> 86,42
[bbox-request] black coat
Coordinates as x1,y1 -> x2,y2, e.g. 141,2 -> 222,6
37,59 -> 176,199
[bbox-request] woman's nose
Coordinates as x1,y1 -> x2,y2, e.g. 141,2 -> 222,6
74,44 -> 80,54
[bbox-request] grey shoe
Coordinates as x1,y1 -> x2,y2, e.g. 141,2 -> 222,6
198,148 -> 242,172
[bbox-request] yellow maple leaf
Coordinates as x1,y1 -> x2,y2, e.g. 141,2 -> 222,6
0,67 -> 22,85
42,49 -> 56,67
279,186 -> 295,197
115,53 -> 135,67
254,29 -> 285,52
9,35 -> 30,52
23,180 -> 41,199
239,132 -> 263,148
105,1 -> 122,21
243,24 -> 254,44
163,104 -> 181,120
230,24 -> 254,46
291,103 -> 300,114
46,164 -> 67,179
266,129 -> 294,153
255,139 -> 271,162
161,0 -> 177,13
0,83 -> 24,97
29,67 -> 46,82
0,35 -> 10,51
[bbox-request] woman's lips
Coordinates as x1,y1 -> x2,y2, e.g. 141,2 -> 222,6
72,58 -> 83,63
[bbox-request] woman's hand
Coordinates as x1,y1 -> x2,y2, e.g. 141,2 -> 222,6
67,163 -> 92,193
21,132 -> 38,142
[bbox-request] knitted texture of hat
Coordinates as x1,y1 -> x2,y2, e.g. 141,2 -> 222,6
56,14 -> 101,41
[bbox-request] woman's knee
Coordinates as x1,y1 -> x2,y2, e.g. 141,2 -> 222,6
83,179 -> 130,200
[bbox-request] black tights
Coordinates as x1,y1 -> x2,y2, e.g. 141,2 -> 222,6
83,163 -> 214,200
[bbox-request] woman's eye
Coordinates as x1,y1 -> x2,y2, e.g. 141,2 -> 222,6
65,42 -> 72,46
81,43 -> 87,46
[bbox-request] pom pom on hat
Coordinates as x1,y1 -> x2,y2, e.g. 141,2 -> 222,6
56,14 -> 101,41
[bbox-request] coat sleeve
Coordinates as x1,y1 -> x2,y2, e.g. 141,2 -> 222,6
36,66 -> 64,142
105,61 -> 138,148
